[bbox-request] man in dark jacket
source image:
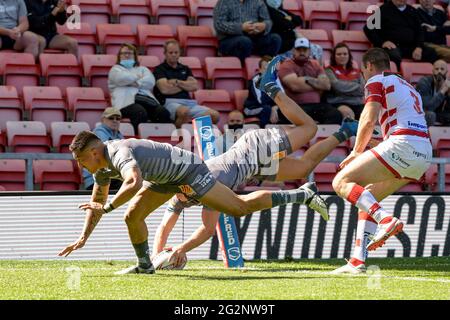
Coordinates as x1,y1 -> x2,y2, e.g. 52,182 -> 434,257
265,0 -> 303,53
364,0 -> 438,68
416,0 -> 450,62
416,59 -> 450,125
25,0 -> 78,56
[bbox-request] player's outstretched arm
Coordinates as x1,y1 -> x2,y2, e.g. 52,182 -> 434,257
152,195 -> 183,258
171,208 -> 220,267
58,183 -> 110,257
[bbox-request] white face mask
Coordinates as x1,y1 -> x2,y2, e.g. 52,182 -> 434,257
397,5 -> 407,11
266,0 -> 282,9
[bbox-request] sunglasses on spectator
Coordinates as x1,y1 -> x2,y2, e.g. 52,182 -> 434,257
107,116 -> 121,121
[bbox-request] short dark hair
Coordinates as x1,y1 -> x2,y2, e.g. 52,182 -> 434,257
330,42 -> 354,70
69,131 -> 102,154
362,48 -> 390,71
116,43 -> 140,67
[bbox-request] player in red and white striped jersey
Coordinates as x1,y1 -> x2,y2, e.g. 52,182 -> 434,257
331,48 -> 432,274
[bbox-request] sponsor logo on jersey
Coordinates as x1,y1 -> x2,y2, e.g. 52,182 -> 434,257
272,150 -> 287,160
407,121 -> 427,130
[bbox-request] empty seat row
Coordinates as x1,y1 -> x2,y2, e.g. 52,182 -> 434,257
69,0 -> 217,32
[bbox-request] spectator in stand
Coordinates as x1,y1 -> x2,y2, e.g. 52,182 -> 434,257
324,43 -> 365,120
243,55 -> 280,127
213,0 -> 281,63
25,0 -> 78,57
265,0 -> 302,54
363,0 -> 438,69
417,0 -> 450,62
416,59 -> 450,125
108,43 -> 171,132
218,110 -> 246,154
154,39 -> 219,128
0,0 -> 41,59
278,37 -> 342,124
83,107 -> 124,190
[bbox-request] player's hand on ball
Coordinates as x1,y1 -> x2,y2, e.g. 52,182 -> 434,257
78,201 -> 105,214
171,247 -> 187,268
58,236 -> 87,257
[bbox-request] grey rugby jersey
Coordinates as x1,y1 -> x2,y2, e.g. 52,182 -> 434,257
94,139 -> 200,186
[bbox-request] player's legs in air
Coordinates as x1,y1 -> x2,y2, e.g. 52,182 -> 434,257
152,55 -> 361,262
331,178 -> 408,274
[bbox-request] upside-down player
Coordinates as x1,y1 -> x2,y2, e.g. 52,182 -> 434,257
331,48 -> 432,274
152,56 -> 361,267
58,55 -> 332,275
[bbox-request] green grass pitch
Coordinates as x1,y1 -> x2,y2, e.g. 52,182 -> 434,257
0,257 -> 448,300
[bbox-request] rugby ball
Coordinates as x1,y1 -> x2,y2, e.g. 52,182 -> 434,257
152,249 -> 187,270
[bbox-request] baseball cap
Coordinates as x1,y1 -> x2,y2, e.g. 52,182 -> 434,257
102,107 -> 122,118
294,37 -> 310,49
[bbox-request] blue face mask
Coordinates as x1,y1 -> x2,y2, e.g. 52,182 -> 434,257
120,59 -> 135,69
266,0 -> 282,9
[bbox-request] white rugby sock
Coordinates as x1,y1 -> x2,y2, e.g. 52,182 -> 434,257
350,211 -> 378,265
346,184 -> 391,223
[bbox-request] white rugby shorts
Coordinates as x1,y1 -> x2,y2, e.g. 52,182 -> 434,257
370,136 -> 432,181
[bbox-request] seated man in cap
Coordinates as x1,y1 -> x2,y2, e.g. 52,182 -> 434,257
278,37 -> 343,124
83,107 -> 125,190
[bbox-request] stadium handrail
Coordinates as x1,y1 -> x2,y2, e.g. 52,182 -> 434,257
0,153 -> 448,191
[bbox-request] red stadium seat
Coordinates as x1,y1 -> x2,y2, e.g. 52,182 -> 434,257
66,87 -> 110,128
39,54 -> 82,94
0,86 -> 22,131
400,62 -> 433,85
313,162 -> 339,192
56,22 -> 97,56
339,2 -> 372,31
331,30 -> 371,65
137,24 -> 175,61
0,52 -> 40,97
188,0 -> 217,28
296,28 -> 333,62
302,1 -> 340,37
96,24 -> 137,55
179,56 -> 206,89
138,123 -> 181,146
205,57 -> 246,96
233,89 -> 248,112
50,121 -> 91,152
22,86 -> 66,131
283,0 -> 303,19
0,130 -> 6,152
244,57 -> 260,80
81,54 -> 117,96
70,0 -> 112,31
151,0 -> 190,33
429,126 -> 450,153
177,25 -> 218,64
425,164 -> 450,192
138,55 -> 161,72
6,121 -> 51,153
111,0 -> 151,32
0,159 -> 26,190
194,89 -> 234,112
119,122 -> 135,138
194,89 -> 234,129
33,160 -> 81,191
